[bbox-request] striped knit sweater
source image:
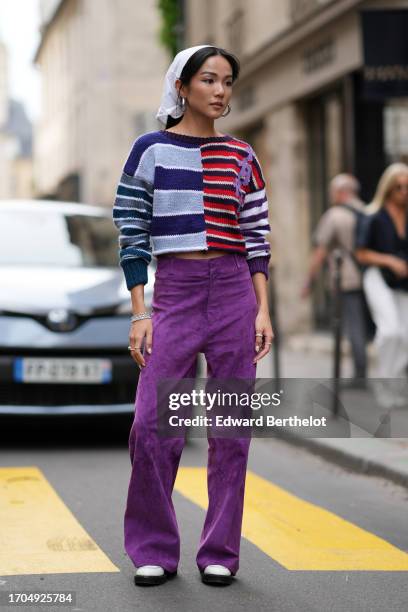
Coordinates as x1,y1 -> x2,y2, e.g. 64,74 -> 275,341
113,129 -> 271,289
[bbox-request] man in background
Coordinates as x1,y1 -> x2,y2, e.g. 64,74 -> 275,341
301,174 -> 368,383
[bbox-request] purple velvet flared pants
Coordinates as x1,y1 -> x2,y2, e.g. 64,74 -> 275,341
124,253 -> 259,575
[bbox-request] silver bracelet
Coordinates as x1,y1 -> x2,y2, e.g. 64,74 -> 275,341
130,311 -> 151,323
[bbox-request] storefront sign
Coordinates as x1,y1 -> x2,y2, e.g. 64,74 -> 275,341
361,9 -> 408,98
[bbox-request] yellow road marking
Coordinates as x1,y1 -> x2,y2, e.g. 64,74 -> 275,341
175,467 -> 408,570
0,467 -> 120,576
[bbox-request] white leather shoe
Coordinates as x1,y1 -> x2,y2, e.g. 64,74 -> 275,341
201,564 -> 233,585
135,565 -> 165,577
134,565 -> 173,586
203,565 -> 231,576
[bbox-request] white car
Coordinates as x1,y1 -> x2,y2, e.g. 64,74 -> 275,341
0,199 -> 155,416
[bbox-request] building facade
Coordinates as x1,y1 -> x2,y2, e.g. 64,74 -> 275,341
185,0 -> 408,334
0,40 -> 33,200
34,0 -> 169,205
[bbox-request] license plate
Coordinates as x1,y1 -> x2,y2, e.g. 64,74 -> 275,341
13,358 -> 112,384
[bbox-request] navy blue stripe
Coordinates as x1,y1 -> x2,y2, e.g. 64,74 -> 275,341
207,236 -> 246,247
120,227 -> 151,237
204,209 -> 237,220
117,227 -> 149,237
155,166 -> 203,191
151,214 -> 206,236
113,208 -> 151,220
123,133 -> 163,174
117,185 -> 153,203
115,208 -> 151,222
202,144 -> 248,155
205,222 -> 243,235
203,181 -> 236,189
240,211 -> 270,224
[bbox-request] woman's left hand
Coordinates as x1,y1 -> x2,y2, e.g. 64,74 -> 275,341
253,307 -> 274,363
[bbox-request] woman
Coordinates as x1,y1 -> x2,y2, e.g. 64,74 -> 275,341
112,45 -> 274,587
356,163 -> 408,406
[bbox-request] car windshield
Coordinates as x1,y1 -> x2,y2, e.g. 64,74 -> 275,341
0,208 -> 119,267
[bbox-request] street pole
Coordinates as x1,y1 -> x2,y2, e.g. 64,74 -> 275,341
332,249 -> 343,416
269,266 -> 281,384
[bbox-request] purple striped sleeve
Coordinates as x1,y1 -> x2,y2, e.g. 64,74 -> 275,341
238,146 -> 271,280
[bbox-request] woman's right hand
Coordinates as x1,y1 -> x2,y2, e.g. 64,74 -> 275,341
386,255 -> 408,278
129,319 -> 153,368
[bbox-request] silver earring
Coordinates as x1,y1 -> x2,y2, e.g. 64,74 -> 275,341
221,104 -> 231,117
178,96 -> 186,112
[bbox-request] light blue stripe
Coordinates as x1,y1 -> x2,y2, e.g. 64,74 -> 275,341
153,190 -> 204,215
153,232 -> 207,252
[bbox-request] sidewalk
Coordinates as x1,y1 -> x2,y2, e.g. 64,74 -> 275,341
254,332 -> 408,489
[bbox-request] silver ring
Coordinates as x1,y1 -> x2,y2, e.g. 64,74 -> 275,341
255,333 -> 263,337
128,346 -> 141,351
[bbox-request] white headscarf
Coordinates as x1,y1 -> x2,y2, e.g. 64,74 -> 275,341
156,44 -> 215,126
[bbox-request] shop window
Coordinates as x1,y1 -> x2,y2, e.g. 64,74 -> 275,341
384,100 -> 408,164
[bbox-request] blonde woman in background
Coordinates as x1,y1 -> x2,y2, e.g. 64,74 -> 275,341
356,163 -> 408,406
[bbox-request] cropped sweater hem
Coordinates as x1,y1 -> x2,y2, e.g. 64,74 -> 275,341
123,252 -> 270,288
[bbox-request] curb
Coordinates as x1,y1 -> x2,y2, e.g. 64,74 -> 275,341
273,429 -> 408,490
285,334 -> 377,360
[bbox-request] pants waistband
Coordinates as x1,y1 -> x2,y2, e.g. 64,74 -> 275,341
156,252 -> 247,275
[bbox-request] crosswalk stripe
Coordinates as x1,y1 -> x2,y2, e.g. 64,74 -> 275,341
0,467 -> 120,576
175,467 -> 408,570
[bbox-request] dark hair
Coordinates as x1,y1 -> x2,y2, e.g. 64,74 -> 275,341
165,46 -> 240,129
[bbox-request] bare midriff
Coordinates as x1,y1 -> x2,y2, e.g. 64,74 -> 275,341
157,249 -> 228,260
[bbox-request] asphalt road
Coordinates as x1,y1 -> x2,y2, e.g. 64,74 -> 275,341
0,415 -> 407,612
